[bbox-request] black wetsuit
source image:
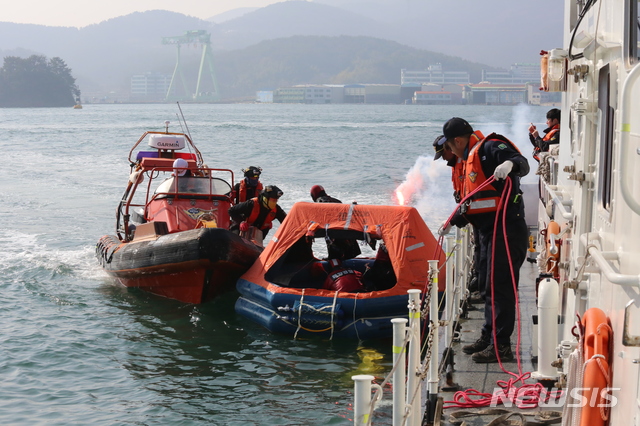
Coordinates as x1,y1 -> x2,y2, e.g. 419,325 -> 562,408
228,198 -> 287,238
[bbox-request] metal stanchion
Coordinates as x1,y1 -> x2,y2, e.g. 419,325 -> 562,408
352,374 -> 377,426
444,235 -> 455,347
427,260 -> 440,424
406,289 -> 422,426
392,318 -> 408,426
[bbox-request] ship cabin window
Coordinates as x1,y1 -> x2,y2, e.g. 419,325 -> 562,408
597,65 -> 614,212
625,0 -> 640,62
154,177 -> 232,198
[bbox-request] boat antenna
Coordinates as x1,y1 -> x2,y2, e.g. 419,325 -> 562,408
175,102 -> 203,168
175,113 -> 186,134
176,102 -> 193,141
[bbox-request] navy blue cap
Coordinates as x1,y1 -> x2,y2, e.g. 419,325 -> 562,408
433,135 -> 447,160
443,117 -> 473,142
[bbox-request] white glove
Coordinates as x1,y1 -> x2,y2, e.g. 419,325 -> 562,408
438,221 -> 452,236
493,160 -> 513,180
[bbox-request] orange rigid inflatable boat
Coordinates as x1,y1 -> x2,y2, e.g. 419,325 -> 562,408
235,202 -> 446,339
96,123 -> 261,304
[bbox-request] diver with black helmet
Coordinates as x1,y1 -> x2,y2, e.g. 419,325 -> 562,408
231,166 -> 263,204
228,185 -> 287,242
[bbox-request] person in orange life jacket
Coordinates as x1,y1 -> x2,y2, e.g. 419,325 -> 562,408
323,259 -> 364,292
231,166 -> 263,204
434,135 -> 483,302
528,108 -> 560,162
228,185 -> 287,238
438,117 -> 530,363
310,185 -> 341,203
433,135 -> 464,202
310,184 -> 362,259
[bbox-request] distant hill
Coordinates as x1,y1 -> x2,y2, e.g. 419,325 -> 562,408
207,7 -> 258,24
215,35 -> 494,99
211,0 -> 562,66
315,0 -> 563,65
0,1 -> 562,100
210,2 -> 387,51
0,11 -> 213,94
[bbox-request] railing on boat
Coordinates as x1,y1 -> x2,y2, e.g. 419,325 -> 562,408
352,229 -> 473,426
116,166 -> 234,241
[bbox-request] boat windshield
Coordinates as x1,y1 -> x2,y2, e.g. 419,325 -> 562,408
154,176 -> 231,196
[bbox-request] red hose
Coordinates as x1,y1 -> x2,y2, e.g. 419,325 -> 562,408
441,176 -> 562,409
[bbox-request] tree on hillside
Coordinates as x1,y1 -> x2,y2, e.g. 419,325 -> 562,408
0,55 -> 80,107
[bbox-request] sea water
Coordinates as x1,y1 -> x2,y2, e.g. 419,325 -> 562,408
0,103 -> 547,425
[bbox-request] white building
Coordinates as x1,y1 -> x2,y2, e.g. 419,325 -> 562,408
401,64 -> 470,85
256,91 -> 274,103
130,73 -> 172,101
482,63 -> 540,84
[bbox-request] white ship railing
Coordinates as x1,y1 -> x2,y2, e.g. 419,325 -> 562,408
352,228 -> 473,425
579,233 -> 640,288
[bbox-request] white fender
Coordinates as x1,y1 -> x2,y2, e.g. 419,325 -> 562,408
532,277 -> 559,380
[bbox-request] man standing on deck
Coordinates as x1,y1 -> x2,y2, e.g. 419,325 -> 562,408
528,108 -> 560,162
438,117 -> 529,363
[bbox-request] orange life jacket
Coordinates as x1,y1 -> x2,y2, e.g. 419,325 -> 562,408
463,132 -> 521,215
533,125 -> 559,161
246,196 -> 277,230
544,126 -> 559,141
323,260 -> 363,292
451,157 -> 465,201
238,180 -> 263,203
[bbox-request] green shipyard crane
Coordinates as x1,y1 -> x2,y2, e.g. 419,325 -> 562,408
162,30 -> 220,102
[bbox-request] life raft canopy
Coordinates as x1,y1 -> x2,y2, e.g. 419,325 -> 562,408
148,134 -> 186,150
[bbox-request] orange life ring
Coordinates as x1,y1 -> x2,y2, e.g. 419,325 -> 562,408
545,220 -> 561,277
579,307 -> 612,426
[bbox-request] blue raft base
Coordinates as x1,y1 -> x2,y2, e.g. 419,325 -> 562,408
235,278 -> 414,340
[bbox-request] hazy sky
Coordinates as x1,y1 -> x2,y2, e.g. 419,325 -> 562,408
3,0 -> 284,27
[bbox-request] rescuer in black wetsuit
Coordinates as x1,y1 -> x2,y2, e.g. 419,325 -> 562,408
439,117 -> 529,364
231,166 -> 263,204
229,185 -> 287,239
310,185 -> 341,203
309,184 -> 361,259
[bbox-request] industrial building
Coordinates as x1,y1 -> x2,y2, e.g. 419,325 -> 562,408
463,83 -> 527,105
401,64 -> 470,85
130,73 -> 172,102
246,63 -> 559,105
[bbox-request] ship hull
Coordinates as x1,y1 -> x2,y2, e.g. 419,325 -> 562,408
97,228 -> 261,304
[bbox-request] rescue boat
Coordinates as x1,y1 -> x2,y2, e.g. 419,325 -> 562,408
96,122 -> 262,304
235,202 -> 446,339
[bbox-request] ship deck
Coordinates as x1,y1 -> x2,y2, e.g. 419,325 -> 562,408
434,261 -> 563,426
